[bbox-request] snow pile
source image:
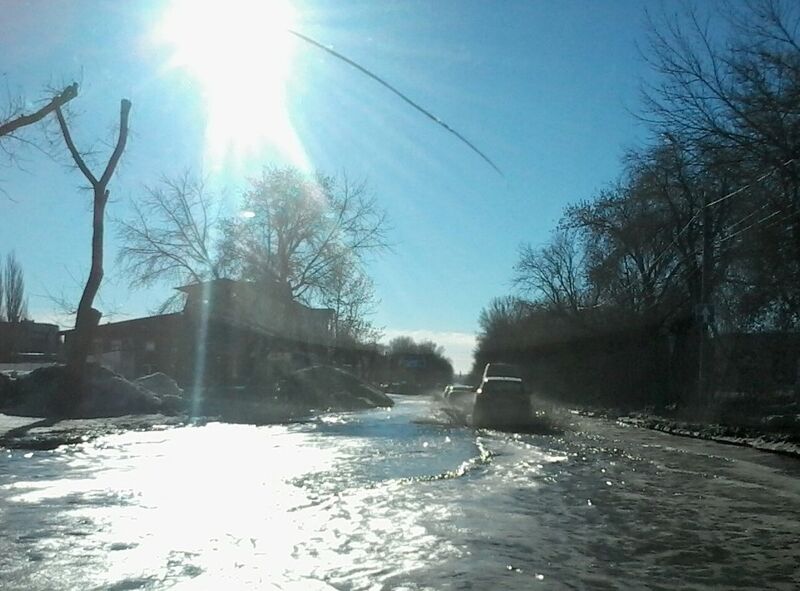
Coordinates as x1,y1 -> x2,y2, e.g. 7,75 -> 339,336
0,364 -> 187,419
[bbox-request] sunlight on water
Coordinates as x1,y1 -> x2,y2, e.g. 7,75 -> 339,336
5,424 -> 343,588
2,398 -> 799,590
0,407 -> 479,590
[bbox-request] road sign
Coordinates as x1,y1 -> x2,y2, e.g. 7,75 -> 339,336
399,355 -> 426,369
694,303 -> 715,327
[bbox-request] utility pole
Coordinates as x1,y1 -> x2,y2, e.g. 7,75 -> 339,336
698,190 -> 714,410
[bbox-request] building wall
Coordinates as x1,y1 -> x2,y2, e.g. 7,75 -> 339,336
63,280 -> 336,386
181,279 -> 334,345
64,314 -> 185,380
0,321 -> 60,362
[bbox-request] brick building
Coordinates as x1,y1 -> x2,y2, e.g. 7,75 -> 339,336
62,278 -> 334,385
0,320 -> 60,362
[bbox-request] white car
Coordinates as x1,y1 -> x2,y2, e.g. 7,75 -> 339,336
444,384 -> 474,400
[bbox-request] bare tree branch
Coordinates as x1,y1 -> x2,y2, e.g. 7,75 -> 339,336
116,172 -> 223,292
0,83 -> 78,138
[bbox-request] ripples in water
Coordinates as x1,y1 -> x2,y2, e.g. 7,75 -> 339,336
1,396 -> 799,590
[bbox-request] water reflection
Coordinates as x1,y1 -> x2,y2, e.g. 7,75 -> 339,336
1,397 -> 799,590
0,401 -> 481,590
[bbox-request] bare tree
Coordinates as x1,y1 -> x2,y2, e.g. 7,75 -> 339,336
118,165 -> 389,343
56,98 -> 131,376
220,166 -> 390,303
514,230 -> 592,317
562,171 -> 686,320
641,1 -> 800,165
3,251 -> 28,323
0,83 -> 79,191
0,256 -> 4,321
319,256 -> 382,345
476,296 -> 530,340
640,0 -> 800,327
116,172 -> 223,311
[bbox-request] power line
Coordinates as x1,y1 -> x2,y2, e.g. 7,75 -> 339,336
604,158 -> 798,314
759,208 -> 800,235
705,158 -> 796,208
648,157 -> 797,271
718,201 -> 800,245
719,209 -> 782,243
649,210 -> 700,271
723,200 -> 770,232
771,209 -> 800,232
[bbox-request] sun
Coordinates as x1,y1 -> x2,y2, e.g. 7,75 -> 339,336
155,0 -> 308,169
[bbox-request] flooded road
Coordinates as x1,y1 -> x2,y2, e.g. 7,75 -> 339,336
1,395 -> 799,590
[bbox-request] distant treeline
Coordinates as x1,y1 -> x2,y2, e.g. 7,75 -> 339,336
357,336 -> 454,391
472,1 -> 800,409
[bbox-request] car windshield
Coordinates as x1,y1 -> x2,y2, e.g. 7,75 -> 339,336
2,1 -> 800,589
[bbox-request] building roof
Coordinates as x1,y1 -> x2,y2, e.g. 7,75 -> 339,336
178,278 -> 333,344
59,312 -> 181,335
175,277 -> 237,293
60,279 -> 334,345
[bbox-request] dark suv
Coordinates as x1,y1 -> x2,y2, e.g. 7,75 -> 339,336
473,364 -> 531,428
481,363 -> 523,380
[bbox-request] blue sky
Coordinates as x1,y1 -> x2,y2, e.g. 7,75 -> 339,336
0,0 -> 663,372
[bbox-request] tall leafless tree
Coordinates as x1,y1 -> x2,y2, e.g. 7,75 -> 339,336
319,256 -> 382,345
117,166 -> 389,342
3,251 -> 28,323
0,257 -> 4,321
640,0 -> 800,327
56,98 -> 131,377
116,172 -> 223,311
514,230 -> 593,318
220,166 -> 390,303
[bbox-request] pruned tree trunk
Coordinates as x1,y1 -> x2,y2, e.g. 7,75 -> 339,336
56,99 -> 131,384
0,83 -> 78,138
67,187 -> 108,372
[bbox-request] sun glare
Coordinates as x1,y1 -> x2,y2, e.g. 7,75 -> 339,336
156,0 -> 308,169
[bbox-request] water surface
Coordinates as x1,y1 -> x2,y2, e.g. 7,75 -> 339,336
1,395 -> 799,590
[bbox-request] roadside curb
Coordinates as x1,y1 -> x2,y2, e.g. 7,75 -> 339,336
615,416 -> 800,459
